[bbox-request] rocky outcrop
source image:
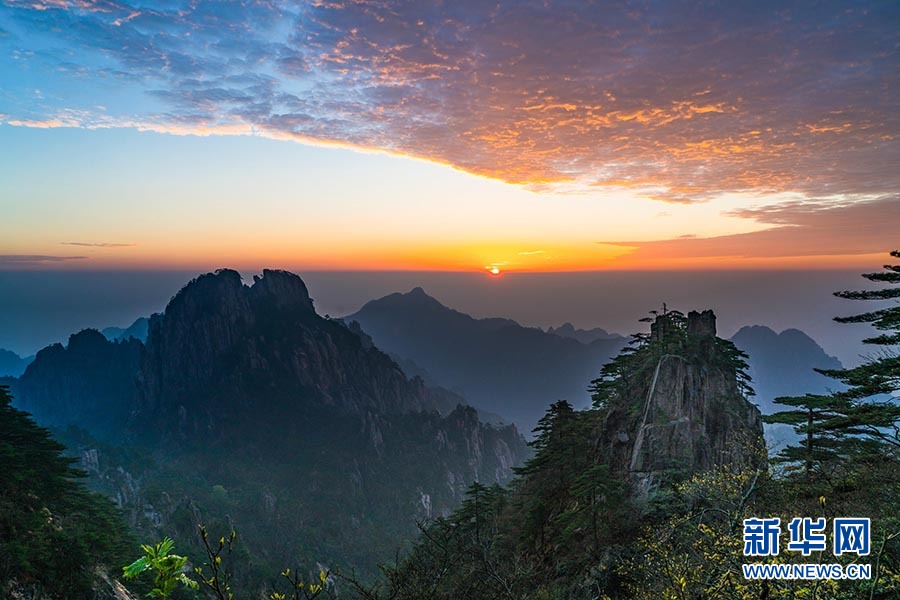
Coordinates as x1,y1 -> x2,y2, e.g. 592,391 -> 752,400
12,329 -> 142,441
4,571 -> 137,600
134,269 -> 437,441
601,311 -> 764,500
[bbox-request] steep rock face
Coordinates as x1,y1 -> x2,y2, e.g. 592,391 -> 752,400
12,329 -> 142,441
135,269 -> 432,441
625,354 -> 763,475
601,311 -> 764,499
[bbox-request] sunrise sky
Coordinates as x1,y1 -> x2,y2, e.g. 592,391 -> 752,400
1,1 -> 897,272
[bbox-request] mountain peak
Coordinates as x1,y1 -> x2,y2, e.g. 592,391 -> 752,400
729,323 -> 842,418
547,322 -> 619,344
250,268 -> 315,312
67,328 -> 112,352
135,268 -> 453,441
402,286 -> 441,303
731,325 -> 836,359
361,287 -> 449,313
731,324 -> 778,341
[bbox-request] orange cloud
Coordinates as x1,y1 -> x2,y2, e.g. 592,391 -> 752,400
602,196 -> 900,266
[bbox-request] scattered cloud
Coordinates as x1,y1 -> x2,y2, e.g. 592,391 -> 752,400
61,241 -> 136,247
0,1 -> 897,204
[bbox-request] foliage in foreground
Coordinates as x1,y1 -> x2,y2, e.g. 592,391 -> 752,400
123,527 -> 329,600
0,385 -> 131,599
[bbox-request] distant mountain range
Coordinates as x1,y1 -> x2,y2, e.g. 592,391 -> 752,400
101,316 -> 150,342
4,273 -> 848,588
546,322 -> 621,344
730,325 -> 843,450
346,287 -> 628,432
730,325 -> 843,413
0,348 -> 33,377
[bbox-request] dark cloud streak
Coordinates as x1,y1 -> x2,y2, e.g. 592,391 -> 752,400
0,255 -> 87,265
60,242 -> 136,248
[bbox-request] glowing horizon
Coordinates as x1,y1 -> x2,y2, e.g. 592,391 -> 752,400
1,1 -> 897,271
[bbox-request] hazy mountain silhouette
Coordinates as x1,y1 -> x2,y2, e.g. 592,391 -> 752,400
101,316 -> 150,342
0,348 -> 32,377
730,325 -> 843,414
729,325 -> 843,450
347,289 -> 845,441
547,322 -> 620,344
10,329 -> 142,442
347,288 -> 627,432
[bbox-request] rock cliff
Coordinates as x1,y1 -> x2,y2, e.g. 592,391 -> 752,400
134,269 -> 436,442
599,310 -> 764,500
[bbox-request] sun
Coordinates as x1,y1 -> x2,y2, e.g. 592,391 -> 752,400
487,266 -> 502,276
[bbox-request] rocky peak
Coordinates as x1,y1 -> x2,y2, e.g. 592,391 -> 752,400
135,269 -> 475,442
250,269 -> 315,313
603,309 -> 764,502
66,328 -> 112,353
686,309 -> 716,337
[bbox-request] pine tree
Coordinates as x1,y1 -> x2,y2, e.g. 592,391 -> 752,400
763,393 -> 867,475
0,385 -> 130,597
767,250 -> 900,470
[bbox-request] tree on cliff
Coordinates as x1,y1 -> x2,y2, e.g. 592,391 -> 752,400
0,385 -> 131,598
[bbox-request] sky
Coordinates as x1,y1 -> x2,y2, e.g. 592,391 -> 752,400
1,0 -> 897,272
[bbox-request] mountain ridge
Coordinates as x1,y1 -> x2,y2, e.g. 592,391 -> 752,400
347,287 -> 628,431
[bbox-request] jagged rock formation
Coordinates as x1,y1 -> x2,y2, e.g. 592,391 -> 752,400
372,309 -> 769,599
11,329 -> 142,442
135,269 -> 487,441
599,310 -> 764,500
7,268 -> 528,589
